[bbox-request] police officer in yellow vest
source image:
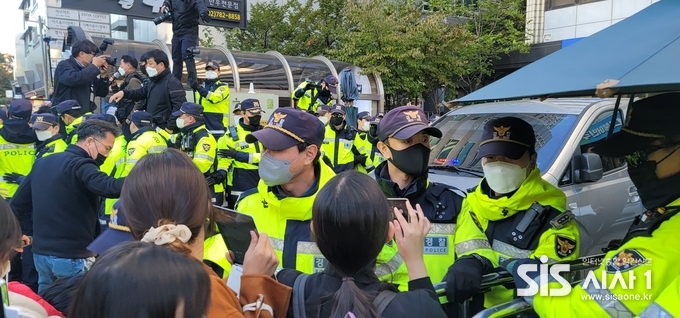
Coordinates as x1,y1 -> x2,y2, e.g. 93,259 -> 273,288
189,61 -> 230,138
316,105 -> 331,126
123,111 -> 168,176
169,102 -> 223,205
31,113 -> 67,159
321,104 -> 374,174
56,100 -> 90,144
446,117 -> 578,314
639,275 -> 680,317
292,75 -> 337,114
503,93 -> 680,317
374,105 -> 465,288
0,99 -> 37,199
235,107 -> 334,273
216,98 -> 264,208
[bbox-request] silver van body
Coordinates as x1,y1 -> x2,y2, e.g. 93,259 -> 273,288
427,98 -> 643,256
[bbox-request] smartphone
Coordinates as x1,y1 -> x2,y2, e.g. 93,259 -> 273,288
387,198 -> 410,222
213,205 -> 258,265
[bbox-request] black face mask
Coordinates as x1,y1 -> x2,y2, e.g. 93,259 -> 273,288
95,153 -> 107,166
330,116 -> 344,126
319,89 -> 331,98
247,115 -> 261,126
628,158 -> 680,209
387,143 -> 430,177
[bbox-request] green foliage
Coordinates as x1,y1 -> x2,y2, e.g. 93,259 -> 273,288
199,27 -> 217,48
0,53 -> 14,105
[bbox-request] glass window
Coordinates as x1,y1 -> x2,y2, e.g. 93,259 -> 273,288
545,0 -> 577,10
579,110 -> 625,173
430,113 -> 578,173
285,56 -> 333,87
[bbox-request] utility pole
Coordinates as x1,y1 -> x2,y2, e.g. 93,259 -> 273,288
38,16 -> 50,99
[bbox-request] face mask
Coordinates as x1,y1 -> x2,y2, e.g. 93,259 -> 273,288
362,121 -> 371,132
330,116 -> 344,126
319,89 -> 331,98
205,71 -> 218,80
628,158 -> 680,209
259,151 -> 304,186
95,153 -> 107,166
482,161 -> 528,194
117,66 -> 126,76
146,66 -> 158,77
1,259 -> 10,277
176,118 -> 186,129
233,116 -> 242,123
248,115 -> 261,125
318,116 -> 328,125
387,143 -> 430,177
35,129 -> 53,141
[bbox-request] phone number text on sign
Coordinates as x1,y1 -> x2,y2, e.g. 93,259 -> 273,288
208,9 -> 241,22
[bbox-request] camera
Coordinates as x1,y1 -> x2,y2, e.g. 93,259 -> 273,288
186,47 -> 200,58
97,38 -> 117,66
153,9 -> 173,25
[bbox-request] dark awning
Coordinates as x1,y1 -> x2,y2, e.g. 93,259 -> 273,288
455,0 -> 680,103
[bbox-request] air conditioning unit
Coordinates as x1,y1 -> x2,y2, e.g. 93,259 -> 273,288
24,9 -> 30,21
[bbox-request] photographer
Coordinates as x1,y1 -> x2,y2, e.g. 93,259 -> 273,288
291,75 -> 337,114
109,50 -> 186,133
158,0 -> 211,81
52,40 -> 111,114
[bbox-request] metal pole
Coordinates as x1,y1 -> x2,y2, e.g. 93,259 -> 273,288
38,16 -> 50,99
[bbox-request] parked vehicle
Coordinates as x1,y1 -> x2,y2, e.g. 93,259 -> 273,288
427,98 -> 643,257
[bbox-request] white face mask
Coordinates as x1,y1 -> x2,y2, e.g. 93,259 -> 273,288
35,129 -> 53,141
362,121 -> 370,131
205,71 -> 218,80
482,161 -> 528,194
233,116 -> 242,123
146,66 -> 158,77
176,118 -> 186,129
319,116 -> 328,125
117,66 -> 126,76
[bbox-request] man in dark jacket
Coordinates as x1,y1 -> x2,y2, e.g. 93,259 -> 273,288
159,0 -> 211,80
110,55 -> 143,139
110,49 -> 186,133
10,119 -> 125,292
51,40 -> 110,114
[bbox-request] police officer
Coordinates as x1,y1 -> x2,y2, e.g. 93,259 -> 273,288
0,99 -> 37,199
32,113 -> 67,159
373,105 -> 465,287
56,100 -> 90,144
503,93 -> 680,317
216,99 -> 263,208
292,75 -> 338,114
445,117 -> 579,313
235,108 -> 334,273
316,105 -> 331,126
123,111 -> 168,176
321,104 -> 373,174
169,102 -> 222,205
190,61 -> 230,138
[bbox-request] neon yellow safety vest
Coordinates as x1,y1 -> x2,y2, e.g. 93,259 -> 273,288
0,134 -> 35,198
195,81 -> 230,131
455,168 -> 578,308
36,137 -> 67,159
65,115 -> 88,144
169,124 -> 222,194
204,232 -> 232,279
639,275 -> 680,317
100,135 -> 128,177
321,124 -> 373,174
291,82 -> 332,113
532,197 -> 680,317
122,129 -> 168,176
216,123 -> 262,196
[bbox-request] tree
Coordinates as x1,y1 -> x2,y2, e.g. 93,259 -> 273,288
0,53 -> 14,105
448,0 -> 530,94
330,0 -> 469,106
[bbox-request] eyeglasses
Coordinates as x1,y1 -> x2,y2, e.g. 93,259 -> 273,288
93,138 -> 113,154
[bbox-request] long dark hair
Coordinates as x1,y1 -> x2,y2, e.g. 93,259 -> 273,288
312,170 -> 392,318
0,199 -> 22,264
68,241 -> 210,318
121,148 -> 214,253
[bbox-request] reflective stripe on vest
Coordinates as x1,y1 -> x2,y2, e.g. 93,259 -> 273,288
455,239 -> 491,255
0,144 -> 35,149
581,281 -> 635,318
195,154 -> 215,162
491,239 -> 531,259
639,302 -> 674,318
149,146 -> 167,153
430,223 -> 456,235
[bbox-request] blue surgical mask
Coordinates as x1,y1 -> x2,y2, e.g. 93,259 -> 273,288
258,151 -> 305,186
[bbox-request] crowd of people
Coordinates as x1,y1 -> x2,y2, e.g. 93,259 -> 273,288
2,37 -> 680,318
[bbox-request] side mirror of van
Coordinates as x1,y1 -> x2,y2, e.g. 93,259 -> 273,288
576,153 -> 603,183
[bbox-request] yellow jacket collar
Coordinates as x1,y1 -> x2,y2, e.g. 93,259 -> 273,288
467,168 -> 566,221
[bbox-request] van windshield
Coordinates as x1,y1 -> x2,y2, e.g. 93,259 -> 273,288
429,113 -> 578,173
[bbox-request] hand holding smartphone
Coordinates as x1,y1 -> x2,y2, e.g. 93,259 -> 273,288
212,205 -> 258,265
387,198 -> 411,222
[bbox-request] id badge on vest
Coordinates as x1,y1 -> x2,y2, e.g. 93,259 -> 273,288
313,255 -> 328,273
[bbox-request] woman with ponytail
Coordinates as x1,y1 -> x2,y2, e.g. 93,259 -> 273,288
120,148 -> 291,318
277,170 -> 446,318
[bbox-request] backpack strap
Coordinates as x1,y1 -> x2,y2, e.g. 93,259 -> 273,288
292,274 -> 309,318
373,289 -> 397,315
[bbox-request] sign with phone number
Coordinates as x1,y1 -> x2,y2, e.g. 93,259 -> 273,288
208,9 -> 242,23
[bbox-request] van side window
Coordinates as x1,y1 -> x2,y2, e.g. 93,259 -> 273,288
579,110 -> 626,174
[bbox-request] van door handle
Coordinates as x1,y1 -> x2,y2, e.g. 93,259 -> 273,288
628,186 -> 640,203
